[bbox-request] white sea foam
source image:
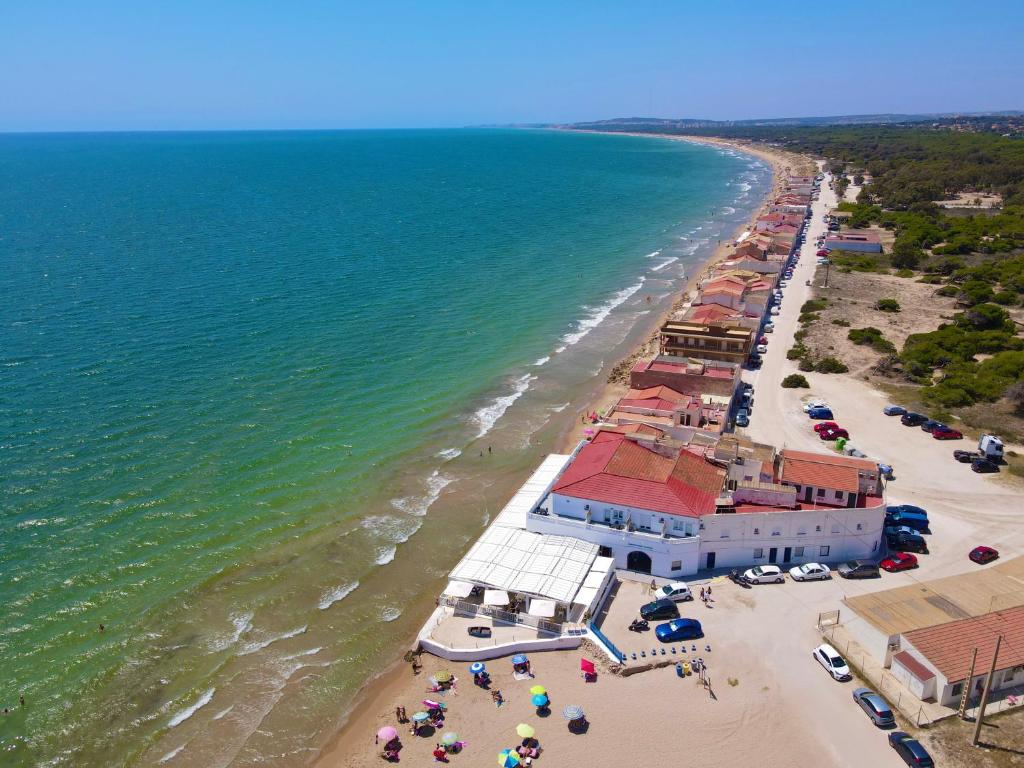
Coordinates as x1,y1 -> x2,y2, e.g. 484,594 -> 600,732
436,447 -> 461,461
644,250 -> 662,258
471,374 -> 534,438
212,706 -> 234,721
721,206 -> 737,215
533,356 -> 550,367
238,625 -> 307,656
650,257 -> 679,272
318,582 -> 358,610
549,402 -> 570,413
375,546 -> 397,565
554,278 -> 645,353
168,688 -> 215,728
737,182 -> 752,192
379,606 -> 402,622
158,745 -> 185,764
390,470 -> 453,517
282,647 -> 324,661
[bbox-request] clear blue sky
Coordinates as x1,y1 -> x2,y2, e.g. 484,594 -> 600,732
2,0 -> 1022,131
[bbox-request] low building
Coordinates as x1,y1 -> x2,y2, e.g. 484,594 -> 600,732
825,231 -> 882,253
630,356 -> 740,399
609,384 -> 728,437
659,319 -> 753,365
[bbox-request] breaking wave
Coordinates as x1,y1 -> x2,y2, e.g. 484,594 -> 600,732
554,278 -> 645,353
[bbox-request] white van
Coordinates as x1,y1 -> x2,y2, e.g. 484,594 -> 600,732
655,582 -> 693,602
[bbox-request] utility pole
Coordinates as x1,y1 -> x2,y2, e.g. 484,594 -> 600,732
972,635 -> 1003,746
958,648 -> 978,719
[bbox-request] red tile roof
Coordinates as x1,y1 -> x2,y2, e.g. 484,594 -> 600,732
892,651 -> 935,682
903,606 -> 1024,683
552,431 -> 726,518
687,304 -> 741,323
779,450 -> 877,494
605,423 -> 665,437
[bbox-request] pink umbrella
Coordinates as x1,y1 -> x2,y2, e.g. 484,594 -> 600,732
378,726 -> 398,742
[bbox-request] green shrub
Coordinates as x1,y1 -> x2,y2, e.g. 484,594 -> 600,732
935,285 -> 959,297
781,374 -> 810,388
831,318 -> 851,326
917,274 -> 944,284
787,344 -> 807,360
800,299 -> 828,313
798,358 -> 816,372
993,290 -> 1018,306
799,312 -> 819,325
794,329 -> 808,341
815,357 -> 850,374
895,268 -> 915,278
876,299 -> 901,312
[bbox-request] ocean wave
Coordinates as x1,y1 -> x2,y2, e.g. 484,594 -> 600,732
389,469 -> 452,517
737,182 -> 752,192
549,402 -> 569,413
375,546 -> 397,565
158,745 -> 185,764
644,250 -> 662,258
318,582 -> 358,610
436,447 -> 461,461
721,206 -> 736,215
649,257 -> 679,272
379,606 -> 402,622
212,706 -> 233,721
533,356 -> 550,367
238,625 -> 307,656
168,688 -> 215,728
282,647 -> 324,661
554,278 -> 645,353
471,374 -> 534,439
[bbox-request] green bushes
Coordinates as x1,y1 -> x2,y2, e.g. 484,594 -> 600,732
800,299 -> 828,313
875,298 -> 901,312
831,318 -> 851,327
814,357 -> 850,374
787,344 -> 808,360
781,374 -> 810,388
798,358 -> 816,372
848,327 -> 897,354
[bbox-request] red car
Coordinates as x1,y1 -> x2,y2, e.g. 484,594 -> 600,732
932,428 -> 963,440
816,249 -> 830,257
880,552 -> 919,572
969,546 -> 999,564
820,427 -> 849,440
759,335 -> 768,345
813,421 -> 840,433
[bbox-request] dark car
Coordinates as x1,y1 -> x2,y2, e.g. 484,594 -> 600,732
640,598 -> 680,621
900,412 -> 928,427
837,560 -> 879,579
888,732 -> 934,767
880,552 -> 919,572
887,504 -> 928,517
747,355 -> 762,370
852,687 -> 896,728
969,546 -> 999,564
953,449 -> 978,463
820,427 -> 849,440
654,618 -> 703,643
884,509 -> 929,533
932,427 -> 963,440
972,458 -> 999,473
886,530 -> 929,554
920,420 -> 947,433
807,407 -> 834,420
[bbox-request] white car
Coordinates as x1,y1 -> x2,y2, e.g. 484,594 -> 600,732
769,306 -> 780,315
763,323 -> 775,333
742,565 -> 785,584
789,563 -> 831,581
756,344 -> 768,354
655,581 -> 693,602
779,280 -> 789,288
802,400 -> 828,412
813,643 -> 852,681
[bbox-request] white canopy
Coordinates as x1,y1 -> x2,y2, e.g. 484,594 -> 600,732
572,586 -> 599,608
491,453 -> 573,529
484,589 -> 510,606
583,571 -> 606,589
443,580 -> 475,598
589,556 -> 614,574
527,599 -> 557,618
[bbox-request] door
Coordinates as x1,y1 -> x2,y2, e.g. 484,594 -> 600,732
626,551 -> 652,574
705,551 -> 716,570
783,547 -> 792,564
769,547 -> 778,564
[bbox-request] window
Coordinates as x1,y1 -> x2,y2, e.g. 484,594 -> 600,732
816,488 -> 825,497
794,546 -> 804,557
754,548 -> 764,559
753,528 -> 760,535
815,525 -> 822,532
856,523 -> 863,531
951,682 -> 964,698
771,529 -> 781,537
831,525 -> 841,534
797,527 -> 807,536
820,545 -> 830,557
834,491 -> 842,499
671,560 -> 682,572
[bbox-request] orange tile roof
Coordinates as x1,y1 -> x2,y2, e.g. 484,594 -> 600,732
779,450 -> 877,494
903,606 -> 1024,683
625,385 -> 692,403
891,651 -> 935,682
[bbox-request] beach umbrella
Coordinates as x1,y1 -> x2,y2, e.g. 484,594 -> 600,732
411,711 -> 430,722
529,684 -> 546,696
562,705 -> 585,720
516,723 -> 536,739
434,670 -> 453,683
377,726 -> 398,742
498,749 -> 521,768
580,658 -> 596,674
441,732 -> 459,746
422,699 -> 445,710
469,662 -> 486,675
531,693 -> 548,707
511,654 -> 528,665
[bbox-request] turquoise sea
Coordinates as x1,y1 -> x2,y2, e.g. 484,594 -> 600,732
0,129 -> 770,766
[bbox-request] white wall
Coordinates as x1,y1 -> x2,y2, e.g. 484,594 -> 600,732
890,655 -> 935,701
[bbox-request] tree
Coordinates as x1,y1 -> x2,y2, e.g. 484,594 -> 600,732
961,303 -> 1010,330
1005,381 -> 1024,416
890,239 -> 924,270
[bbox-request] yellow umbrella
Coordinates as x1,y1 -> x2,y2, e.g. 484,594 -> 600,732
516,723 -> 536,739
529,684 -> 546,696
434,670 -> 453,683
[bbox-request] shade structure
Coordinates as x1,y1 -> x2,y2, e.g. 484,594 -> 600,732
443,580 -> 475,598
571,586 -> 598,607
412,711 -> 430,722
433,670 -> 453,683
527,599 -> 556,618
441,732 -> 459,746
483,589 -> 510,606
377,726 -> 398,742
531,693 -> 549,707
469,662 -> 486,674
562,705 -> 585,720
498,748 -> 521,767
422,699 -> 445,710
580,658 -> 596,674
529,685 -> 547,696
511,654 -> 528,665
516,723 -> 536,739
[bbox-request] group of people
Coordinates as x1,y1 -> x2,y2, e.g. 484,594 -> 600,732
431,738 -> 465,763
472,670 -> 491,688
514,738 -> 541,764
699,585 -> 713,604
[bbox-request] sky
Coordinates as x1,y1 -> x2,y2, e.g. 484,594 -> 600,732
1,0 -> 1022,132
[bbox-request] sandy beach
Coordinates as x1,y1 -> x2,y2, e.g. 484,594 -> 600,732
312,134 -> 808,768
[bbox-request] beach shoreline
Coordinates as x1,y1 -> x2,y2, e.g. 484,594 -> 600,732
310,133 -> 803,768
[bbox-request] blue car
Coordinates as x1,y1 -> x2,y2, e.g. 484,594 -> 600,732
807,407 -> 834,420
655,618 -> 703,643
883,405 -> 907,416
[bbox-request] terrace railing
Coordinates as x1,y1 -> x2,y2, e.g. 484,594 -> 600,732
439,595 -> 563,636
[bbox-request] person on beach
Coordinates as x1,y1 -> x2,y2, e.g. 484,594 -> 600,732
707,584 -> 712,599
491,689 -> 503,707
432,745 -> 449,762
700,586 -> 705,602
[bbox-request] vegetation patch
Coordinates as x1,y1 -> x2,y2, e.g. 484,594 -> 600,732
814,357 -> 849,374
781,374 -> 810,388
875,298 -> 901,312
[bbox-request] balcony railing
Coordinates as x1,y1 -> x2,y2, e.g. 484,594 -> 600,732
530,508 -> 697,541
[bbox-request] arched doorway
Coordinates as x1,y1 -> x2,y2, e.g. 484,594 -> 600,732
626,550 -> 652,574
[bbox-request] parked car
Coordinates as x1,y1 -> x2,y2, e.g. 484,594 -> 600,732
920,419 -> 947,433
852,687 -> 896,728
969,545 -> 999,564
742,565 -> 785,584
880,552 -> 919,572
953,449 -> 979,463
820,427 -> 849,440
887,504 -> 927,517
883,405 -> 907,416
763,323 -> 775,333
756,344 -> 768,354
807,407 -> 834,420
769,306 -> 780,315
758,335 -> 768,344
837,560 -> 879,579
655,582 -> 694,602
803,400 -> 829,412
813,421 -> 840,433
816,249 -> 830,257
888,732 -> 934,767
640,598 -> 680,621
735,410 -> 750,427
932,427 -> 963,440
813,643 -> 852,681
789,562 -> 831,581
972,458 -> 1000,473
885,506 -> 929,533
878,463 -> 895,479
747,355 -> 762,369
900,412 -> 928,427
655,618 -> 703,642
886,529 -> 929,554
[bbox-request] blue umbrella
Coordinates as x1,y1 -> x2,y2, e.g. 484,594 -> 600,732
469,662 -> 486,674
531,693 -> 548,707
511,654 -> 528,665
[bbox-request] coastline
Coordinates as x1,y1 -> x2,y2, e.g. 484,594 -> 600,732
310,133 -> 799,768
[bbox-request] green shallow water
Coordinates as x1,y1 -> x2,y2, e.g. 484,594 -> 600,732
0,129 -> 769,765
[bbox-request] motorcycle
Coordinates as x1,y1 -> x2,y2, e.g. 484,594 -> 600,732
628,618 -> 649,632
